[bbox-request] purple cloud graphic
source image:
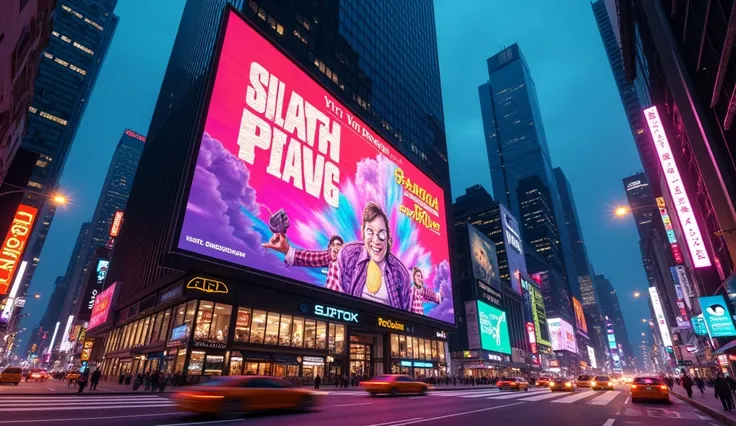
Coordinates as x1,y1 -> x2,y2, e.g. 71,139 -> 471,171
428,260 -> 454,322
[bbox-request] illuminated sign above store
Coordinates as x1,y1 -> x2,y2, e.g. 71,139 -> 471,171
656,197 -> 684,264
377,317 -> 405,331
186,277 -> 229,294
109,210 -> 124,237
645,106 -> 710,268
649,287 -> 673,347
314,304 -> 358,323
0,204 -> 37,295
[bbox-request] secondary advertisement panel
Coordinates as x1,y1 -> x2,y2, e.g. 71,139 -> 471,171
548,318 -> 576,353
699,295 -> 736,338
79,259 -> 109,321
0,204 -> 37,295
477,300 -> 511,355
88,282 -> 117,331
467,224 -> 500,291
499,203 -> 526,294
587,346 -> 597,369
465,301 -> 480,350
530,283 -> 551,347
573,297 -> 588,337
649,287 -> 673,347
176,10 -> 454,324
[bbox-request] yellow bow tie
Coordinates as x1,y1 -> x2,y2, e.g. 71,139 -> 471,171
366,260 -> 382,294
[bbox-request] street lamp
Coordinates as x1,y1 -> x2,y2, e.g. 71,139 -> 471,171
641,318 -> 647,323
33,294 -> 41,299
633,291 -> 641,298
0,182 -> 68,205
613,204 -> 659,217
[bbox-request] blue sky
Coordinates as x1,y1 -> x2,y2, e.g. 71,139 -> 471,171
21,0 -> 651,361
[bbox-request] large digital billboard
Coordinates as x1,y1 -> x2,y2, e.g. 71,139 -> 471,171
649,287 -> 673,347
573,297 -> 588,337
529,282 -> 551,347
499,203 -> 526,294
176,10 -> 454,323
477,300 -> 511,355
548,318 -> 576,353
0,204 -> 37,295
644,106 -> 710,268
699,295 -> 736,338
88,282 -> 116,331
468,224 -> 500,291
587,346 -> 597,369
78,259 -> 109,321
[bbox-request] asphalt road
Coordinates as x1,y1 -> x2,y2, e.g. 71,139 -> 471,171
0,385 -> 724,426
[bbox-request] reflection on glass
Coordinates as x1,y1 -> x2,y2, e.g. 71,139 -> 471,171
188,351 -> 205,375
391,334 -> 399,357
407,335 -> 413,359
399,335 -> 407,358
250,310 -> 267,344
159,309 -> 171,342
304,319 -> 316,349
279,315 -> 292,346
235,308 -> 252,342
195,302 -> 214,340
265,312 -> 280,345
292,317 -> 304,347
335,324 -> 345,354
316,321 -> 326,350
210,303 -> 232,343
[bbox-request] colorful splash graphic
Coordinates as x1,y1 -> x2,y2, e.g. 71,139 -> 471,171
177,10 -> 453,324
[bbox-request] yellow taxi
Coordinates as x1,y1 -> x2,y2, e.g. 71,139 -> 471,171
535,377 -> 552,387
0,367 -> 21,385
576,374 -> 593,388
591,375 -> 614,391
171,376 -> 319,419
65,370 -> 81,381
361,374 -> 429,396
630,376 -> 669,403
497,377 -> 530,392
549,378 -> 575,392
28,369 -> 49,382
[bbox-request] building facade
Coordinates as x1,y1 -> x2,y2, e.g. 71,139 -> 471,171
594,274 -> 635,371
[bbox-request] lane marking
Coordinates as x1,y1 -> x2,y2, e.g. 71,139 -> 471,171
461,391 -> 511,398
157,419 -> 243,426
487,390 -> 548,400
551,391 -> 595,404
624,396 -> 630,404
0,412 -> 174,424
518,392 -> 568,401
334,402 -> 372,407
0,400 -> 171,408
602,419 -> 615,426
46,388 -> 56,392
371,402 -> 525,426
0,403 -> 173,412
365,418 -> 424,426
588,391 -> 620,405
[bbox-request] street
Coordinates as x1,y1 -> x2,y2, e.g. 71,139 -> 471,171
0,385 -> 724,426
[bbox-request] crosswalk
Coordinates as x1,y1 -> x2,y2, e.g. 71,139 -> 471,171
0,394 -> 173,412
322,387 -> 624,406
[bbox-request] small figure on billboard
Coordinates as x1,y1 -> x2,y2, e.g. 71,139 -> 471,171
409,267 -> 442,314
263,234 -> 344,291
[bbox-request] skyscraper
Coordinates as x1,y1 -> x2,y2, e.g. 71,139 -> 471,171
14,0 -> 119,305
594,273 -> 636,369
623,173 -> 658,287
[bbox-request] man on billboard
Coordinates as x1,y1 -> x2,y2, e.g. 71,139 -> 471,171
410,267 -> 442,314
471,241 -> 496,287
263,234 -> 344,291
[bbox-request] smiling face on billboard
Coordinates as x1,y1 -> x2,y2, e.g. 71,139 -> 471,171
176,10 -> 454,323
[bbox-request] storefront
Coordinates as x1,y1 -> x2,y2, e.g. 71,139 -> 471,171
451,350 -> 526,378
96,275 -> 452,384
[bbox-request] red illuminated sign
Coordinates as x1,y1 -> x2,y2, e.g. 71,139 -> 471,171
88,282 -> 116,330
109,210 -> 124,237
124,129 -> 146,142
526,322 -> 537,354
0,204 -> 38,294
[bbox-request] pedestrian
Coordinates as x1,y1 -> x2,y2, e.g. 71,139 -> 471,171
150,370 -> 159,392
90,368 -> 101,391
77,370 -> 89,394
666,376 -> 674,390
314,374 -> 321,390
726,375 -> 736,398
118,372 -> 124,384
695,376 -> 705,396
715,374 -> 734,411
144,372 -> 151,391
681,373 -> 694,398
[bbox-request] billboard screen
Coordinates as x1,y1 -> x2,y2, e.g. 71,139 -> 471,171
88,282 -> 116,331
0,204 -> 37,295
477,300 -> 511,355
573,297 -> 588,336
109,210 -> 124,237
691,314 -> 708,336
499,203 -> 526,294
699,295 -> 736,338
467,224 -> 500,291
649,287 -> 673,347
78,259 -> 110,321
176,9 -> 453,324
587,346 -> 597,369
465,301 -> 480,350
548,318 -> 576,353
644,106 -> 710,268
528,282 -> 550,347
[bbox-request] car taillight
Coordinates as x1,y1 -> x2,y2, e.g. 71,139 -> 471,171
660,385 -> 668,390
630,385 -> 637,389
179,392 -> 224,399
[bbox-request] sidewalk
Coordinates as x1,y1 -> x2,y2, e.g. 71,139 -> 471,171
671,385 -> 736,426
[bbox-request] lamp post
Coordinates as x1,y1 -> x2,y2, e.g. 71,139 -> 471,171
0,182 -> 68,205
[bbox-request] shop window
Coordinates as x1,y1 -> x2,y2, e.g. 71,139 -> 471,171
212,304 -> 231,342
204,354 -> 225,375
173,303 -> 186,327
140,317 -> 151,345
437,341 -> 445,362
159,308 -> 171,342
399,335 -> 407,358
278,315 -> 292,346
291,317 -> 304,347
304,319 -> 316,349
189,350 -> 205,375
316,321 -> 326,350
265,312 -> 280,345
328,324 -> 336,353
234,308 -> 252,342
420,339 -> 427,360
229,355 -> 243,375
335,324 -> 345,354
184,300 -> 197,332
390,334 -> 399,358
194,302 -> 214,340
406,335 -> 413,359
431,341 -> 438,361
244,362 -> 259,375
145,314 -> 156,345
150,311 -> 162,343
250,310 -> 267,344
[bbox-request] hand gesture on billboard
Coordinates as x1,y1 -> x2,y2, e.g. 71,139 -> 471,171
262,233 -> 290,254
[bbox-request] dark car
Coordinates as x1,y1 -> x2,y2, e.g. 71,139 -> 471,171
549,378 -> 575,392
592,375 -> 614,391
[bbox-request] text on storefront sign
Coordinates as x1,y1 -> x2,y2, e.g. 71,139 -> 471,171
377,317 -> 405,331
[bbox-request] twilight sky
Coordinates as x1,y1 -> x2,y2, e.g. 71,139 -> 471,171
21,0 -> 651,361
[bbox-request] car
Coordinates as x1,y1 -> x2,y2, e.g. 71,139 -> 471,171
0,367 -> 21,385
591,375 -> 614,391
65,370 -> 81,381
549,378 -> 575,392
171,376 -> 319,419
535,377 -> 552,387
496,377 -> 530,392
361,374 -> 429,396
630,376 -> 669,403
28,369 -> 49,382
576,374 -> 593,388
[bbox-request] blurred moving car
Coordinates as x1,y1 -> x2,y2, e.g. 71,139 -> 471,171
65,370 -> 81,382
535,377 -> 552,387
497,377 -> 530,391
591,375 -> 614,391
0,367 -> 21,385
361,374 -> 429,396
576,375 -> 592,388
28,369 -> 49,382
549,378 -> 575,392
630,377 -> 669,403
172,376 -> 319,419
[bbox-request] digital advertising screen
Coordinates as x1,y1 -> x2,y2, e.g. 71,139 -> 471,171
499,203 -> 526,294
467,224 -> 500,291
649,287 -> 673,347
587,346 -> 597,369
88,282 -> 116,331
548,317 -> 576,353
176,10 -> 454,323
78,258 -> 110,321
699,295 -> 736,338
573,297 -> 588,337
529,283 -> 551,347
477,300 -> 511,355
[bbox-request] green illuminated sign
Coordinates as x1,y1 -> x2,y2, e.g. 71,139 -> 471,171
478,300 -> 511,355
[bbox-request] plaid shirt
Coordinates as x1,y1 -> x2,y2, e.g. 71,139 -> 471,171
287,248 -> 343,292
410,285 -> 441,314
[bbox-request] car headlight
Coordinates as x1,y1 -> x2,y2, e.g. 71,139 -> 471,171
549,382 -> 555,387
591,381 -> 597,386
565,382 -> 572,387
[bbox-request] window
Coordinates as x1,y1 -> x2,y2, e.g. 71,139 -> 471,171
159,309 -> 171,342
265,312 -> 280,345
304,319 -> 316,349
189,351 -> 205,375
390,334 -> 399,357
174,349 -> 186,373
234,308 -> 252,342
194,302 -> 213,340
406,335 -> 413,359
335,324 -> 345,354
278,315 -> 292,346
292,317 -> 304,347
316,321 -> 326,350
211,304 -> 231,343
250,310 -> 267,344
399,336 -> 407,358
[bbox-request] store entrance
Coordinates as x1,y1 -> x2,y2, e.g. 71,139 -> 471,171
349,343 -> 372,378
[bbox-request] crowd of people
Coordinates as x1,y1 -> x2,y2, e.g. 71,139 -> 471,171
670,372 -> 736,412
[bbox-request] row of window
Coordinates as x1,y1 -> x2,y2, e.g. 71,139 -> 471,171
61,3 -> 104,31
27,105 -> 68,126
50,30 -> 95,56
390,334 -> 446,362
